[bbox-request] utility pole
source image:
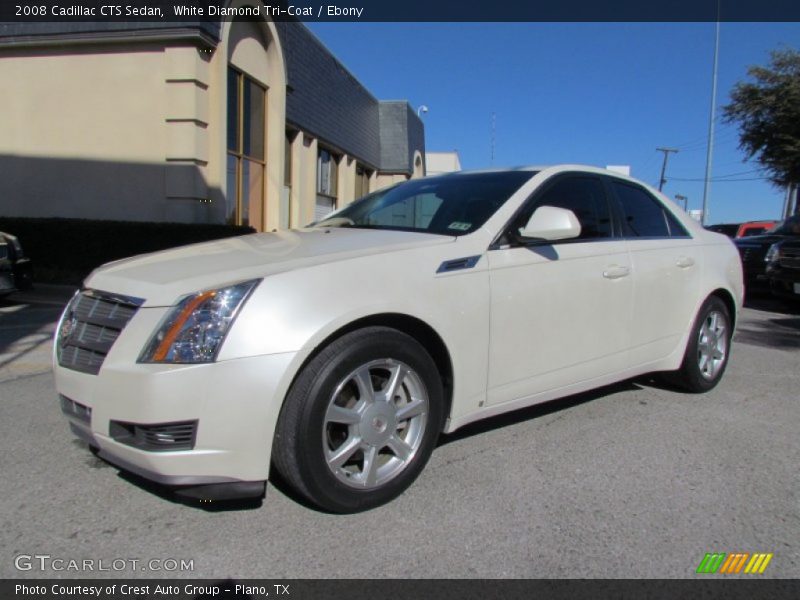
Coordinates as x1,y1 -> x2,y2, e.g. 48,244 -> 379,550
702,13 -> 721,226
656,147 -> 679,191
490,112 -> 496,165
675,194 -> 688,211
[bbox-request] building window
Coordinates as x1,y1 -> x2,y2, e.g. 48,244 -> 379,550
227,67 -> 266,229
355,163 -> 372,200
315,148 -> 338,221
317,148 -> 338,197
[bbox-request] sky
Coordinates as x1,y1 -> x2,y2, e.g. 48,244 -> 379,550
306,22 -> 800,225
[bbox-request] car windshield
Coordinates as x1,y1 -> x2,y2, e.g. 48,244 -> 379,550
771,215 -> 800,236
312,171 -> 535,236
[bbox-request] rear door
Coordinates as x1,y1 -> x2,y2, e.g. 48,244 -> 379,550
607,178 -> 703,365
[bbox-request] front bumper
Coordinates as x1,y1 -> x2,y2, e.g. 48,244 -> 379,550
767,268 -> 800,301
55,349 -> 296,501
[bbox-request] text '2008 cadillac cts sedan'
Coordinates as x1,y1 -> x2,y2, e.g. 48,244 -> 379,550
54,165 -> 743,512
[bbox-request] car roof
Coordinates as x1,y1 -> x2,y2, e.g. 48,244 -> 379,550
429,164 -> 645,180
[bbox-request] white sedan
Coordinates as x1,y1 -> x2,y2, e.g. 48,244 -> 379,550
54,165 -> 743,512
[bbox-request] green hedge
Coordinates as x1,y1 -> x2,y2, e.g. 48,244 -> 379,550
0,217 -> 256,285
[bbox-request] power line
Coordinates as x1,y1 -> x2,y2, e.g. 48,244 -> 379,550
670,169 -> 766,181
713,168 -> 763,179
669,176 -> 767,182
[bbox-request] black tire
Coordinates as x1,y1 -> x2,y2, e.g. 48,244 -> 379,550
664,296 -> 732,393
272,326 -> 444,513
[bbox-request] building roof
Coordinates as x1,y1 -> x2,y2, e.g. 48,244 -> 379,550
0,21 -> 219,46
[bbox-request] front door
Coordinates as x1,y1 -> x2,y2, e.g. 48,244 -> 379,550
486,174 -> 633,406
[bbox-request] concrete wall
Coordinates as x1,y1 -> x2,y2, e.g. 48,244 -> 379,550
0,44 -> 219,223
0,18 -> 425,231
426,151 -> 462,175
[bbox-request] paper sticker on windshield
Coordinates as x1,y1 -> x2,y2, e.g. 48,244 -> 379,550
448,222 -> 472,231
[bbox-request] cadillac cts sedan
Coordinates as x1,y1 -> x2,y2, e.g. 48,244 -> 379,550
54,166 -> 743,512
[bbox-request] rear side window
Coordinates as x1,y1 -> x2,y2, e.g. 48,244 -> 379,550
515,175 -> 613,241
612,181 -> 688,238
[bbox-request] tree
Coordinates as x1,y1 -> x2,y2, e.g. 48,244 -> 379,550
723,48 -> 800,208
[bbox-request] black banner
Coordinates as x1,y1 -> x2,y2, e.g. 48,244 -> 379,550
4,579 -> 800,600
2,0 -> 800,23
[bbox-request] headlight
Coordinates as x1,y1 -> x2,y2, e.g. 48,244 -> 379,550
765,243 -> 781,264
139,280 -> 260,364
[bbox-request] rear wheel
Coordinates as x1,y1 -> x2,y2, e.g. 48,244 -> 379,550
665,296 -> 732,393
272,327 -> 443,513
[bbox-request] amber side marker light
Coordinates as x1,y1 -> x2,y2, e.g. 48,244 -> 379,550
151,291 -> 217,362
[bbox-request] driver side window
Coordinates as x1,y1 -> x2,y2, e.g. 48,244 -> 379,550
514,176 -> 613,241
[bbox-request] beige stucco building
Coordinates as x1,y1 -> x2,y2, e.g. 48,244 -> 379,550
426,151 -> 462,176
0,10 -> 426,231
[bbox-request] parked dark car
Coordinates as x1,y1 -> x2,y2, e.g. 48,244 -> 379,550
0,242 -> 15,296
706,223 -> 740,237
734,215 -> 800,288
0,231 -> 33,292
765,239 -> 800,301
707,221 -> 777,238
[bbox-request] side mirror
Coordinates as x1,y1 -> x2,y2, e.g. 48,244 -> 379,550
519,206 -> 581,241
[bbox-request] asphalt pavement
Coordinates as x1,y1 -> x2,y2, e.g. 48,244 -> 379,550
0,287 -> 797,579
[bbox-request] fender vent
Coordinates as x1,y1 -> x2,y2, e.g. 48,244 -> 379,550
437,255 -> 481,273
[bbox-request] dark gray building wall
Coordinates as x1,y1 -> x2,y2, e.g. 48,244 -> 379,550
275,22 -> 382,170
405,103 -> 426,174
378,102 -> 409,173
378,101 -> 425,175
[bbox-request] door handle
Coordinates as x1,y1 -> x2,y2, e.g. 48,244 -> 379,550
676,256 -> 695,269
603,265 -> 630,279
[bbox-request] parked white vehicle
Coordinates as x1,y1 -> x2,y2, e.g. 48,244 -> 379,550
54,165 -> 743,512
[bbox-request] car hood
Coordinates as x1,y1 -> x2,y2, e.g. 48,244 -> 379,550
774,238 -> 800,249
734,233 -> 793,248
86,228 -> 455,306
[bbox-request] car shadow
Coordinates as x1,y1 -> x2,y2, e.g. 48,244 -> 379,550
74,440 -> 265,512
744,293 -> 800,315
736,295 -> 800,351
438,379 -> 642,446
80,380 -> 651,514
119,468 -> 267,512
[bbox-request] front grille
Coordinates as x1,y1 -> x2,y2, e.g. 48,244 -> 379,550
109,420 -> 198,452
57,289 -> 144,375
779,247 -> 800,269
738,246 -> 765,265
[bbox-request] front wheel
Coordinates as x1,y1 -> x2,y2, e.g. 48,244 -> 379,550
272,327 -> 444,513
665,296 -> 732,393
